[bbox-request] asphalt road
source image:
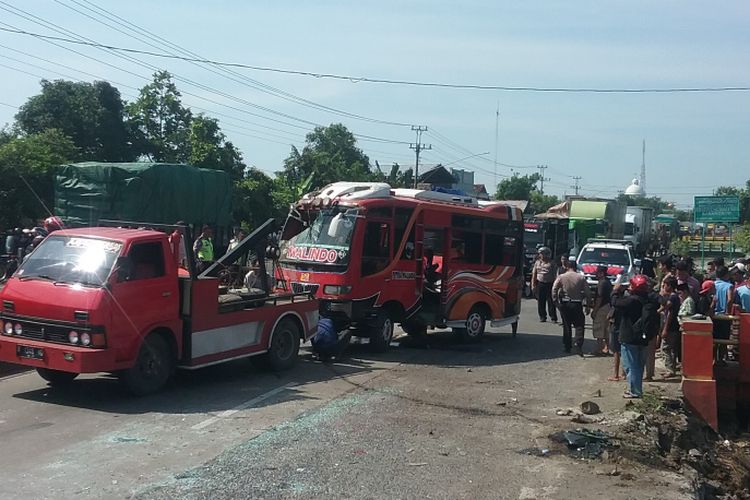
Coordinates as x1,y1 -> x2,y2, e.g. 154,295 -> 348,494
0,300 -> 692,500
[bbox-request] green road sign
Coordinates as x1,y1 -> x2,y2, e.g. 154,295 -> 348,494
694,195 -> 740,223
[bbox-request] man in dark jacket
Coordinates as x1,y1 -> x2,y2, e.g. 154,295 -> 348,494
612,274 -> 659,398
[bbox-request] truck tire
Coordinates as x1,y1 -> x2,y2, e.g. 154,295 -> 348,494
369,309 -> 394,352
120,334 -> 174,396
452,306 -> 486,342
36,368 -> 78,386
264,318 -> 300,371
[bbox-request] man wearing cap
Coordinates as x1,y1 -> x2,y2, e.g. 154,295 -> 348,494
531,247 -> 558,323
590,265 -> 612,355
552,259 -> 591,355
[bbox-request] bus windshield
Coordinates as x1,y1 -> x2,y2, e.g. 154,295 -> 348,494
16,235 -> 122,287
281,208 -> 358,267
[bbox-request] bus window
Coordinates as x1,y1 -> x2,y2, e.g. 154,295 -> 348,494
395,207 -> 415,260
484,233 -> 504,265
453,231 -> 482,264
424,229 -> 444,256
362,221 -> 391,276
501,236 -> 521,268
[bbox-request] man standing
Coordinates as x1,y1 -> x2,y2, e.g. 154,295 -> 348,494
531,247 -> 558,323
660,276 -> 681,378
675,260 -> 700,302
591,265 -> 612,355
612,275 -> 660,399
552,259 -> 591,355
193,225 -> 215,273
736,273 -> 750,312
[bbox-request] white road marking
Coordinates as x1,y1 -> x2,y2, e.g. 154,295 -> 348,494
191,383 -> 295,430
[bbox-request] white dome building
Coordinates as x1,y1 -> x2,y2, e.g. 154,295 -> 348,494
624,178 -> 645,197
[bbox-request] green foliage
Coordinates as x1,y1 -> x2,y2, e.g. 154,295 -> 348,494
0,129 -> 79,228
127,71 -> 192,162
15,80 -> 135,161
736,223 -> 750,254
715,181 -> 750,224
233,168 -> 280,229
529,191 -> 560,214
617,194 -> 670,214
279,123 -> 372,190
669,238 -> 691,257
494,173 -> 541,201
372,161 -> 414,188
188,115 -> 246,181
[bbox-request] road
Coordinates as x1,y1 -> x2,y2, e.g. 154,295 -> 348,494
0,300 -> 691,500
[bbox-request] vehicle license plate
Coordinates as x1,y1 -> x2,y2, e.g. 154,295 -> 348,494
16,345 -> 44,360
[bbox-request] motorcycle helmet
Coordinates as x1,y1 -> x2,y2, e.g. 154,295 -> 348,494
629,274 -> 649,295
44,216 -> 64,233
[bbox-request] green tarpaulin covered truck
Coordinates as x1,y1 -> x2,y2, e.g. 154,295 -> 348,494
54,162 -> 233,228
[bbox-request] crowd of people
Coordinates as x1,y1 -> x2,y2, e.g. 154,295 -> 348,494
531,246 -> 750,399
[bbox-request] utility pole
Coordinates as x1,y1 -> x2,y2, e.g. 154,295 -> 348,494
493,103 -> 499,189
410,125 -> 431,188
536,164 -> 549,195
572,176 -> 582,196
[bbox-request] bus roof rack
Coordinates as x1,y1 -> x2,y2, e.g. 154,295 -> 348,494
392,188 -> 478,206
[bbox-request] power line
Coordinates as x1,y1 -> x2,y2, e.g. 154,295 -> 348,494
1,25 -> 748,93
572,176 -> 582,195
56,0 -> 413,128
0,5 -> 408,145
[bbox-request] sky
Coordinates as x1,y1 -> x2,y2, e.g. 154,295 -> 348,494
0,0 -> 748,209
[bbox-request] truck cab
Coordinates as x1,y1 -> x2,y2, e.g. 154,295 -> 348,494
576,239 -> 640,288
0,222 -> 318,395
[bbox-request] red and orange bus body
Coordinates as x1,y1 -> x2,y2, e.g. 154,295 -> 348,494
280,183 -> 524,348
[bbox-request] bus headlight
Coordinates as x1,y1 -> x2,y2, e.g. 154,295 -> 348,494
80,332 -> 91,346
324,285 -> 352,296
68,331 -> 79,344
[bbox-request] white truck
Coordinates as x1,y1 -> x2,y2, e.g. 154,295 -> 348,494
624,206 -> 654,257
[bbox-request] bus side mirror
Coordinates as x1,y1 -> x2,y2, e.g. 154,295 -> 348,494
115,256 -> 134,282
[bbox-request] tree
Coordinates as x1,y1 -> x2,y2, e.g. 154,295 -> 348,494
373,161 -> 414,188
127,71 -> 192,162
188,115 -> 246,181
494,173 -> 541,201
617,193 -> 669,214
233,167 -> 279,229
0,129 -> 79,228
736,223 -> 750,255
279,123 -> 372,191
15,80 -> 135,161
529,191 -> 560,214
716,180 -> 750,224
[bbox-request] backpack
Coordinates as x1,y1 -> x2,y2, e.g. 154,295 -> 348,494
632,293 -> 660,342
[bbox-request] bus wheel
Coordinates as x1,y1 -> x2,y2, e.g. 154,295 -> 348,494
120,334 -> 174,396
454,306 -> 486,342
264,318 -> 301,371
369,310 -> 394,352
402,319 -> 427,337
36,368 -> 78,386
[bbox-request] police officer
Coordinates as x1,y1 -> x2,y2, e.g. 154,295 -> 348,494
552,259 -> 591,355
531,247 -> 558,323
193,225 -> 214,273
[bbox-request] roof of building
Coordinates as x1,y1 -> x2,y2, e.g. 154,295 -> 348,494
624,178 -> 645,196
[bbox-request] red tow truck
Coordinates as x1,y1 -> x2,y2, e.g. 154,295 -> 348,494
0,220 -> 318,395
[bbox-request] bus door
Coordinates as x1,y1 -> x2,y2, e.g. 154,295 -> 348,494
387,208 -> 422,317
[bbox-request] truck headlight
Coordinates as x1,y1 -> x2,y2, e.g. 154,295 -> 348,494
80,332 -> 91,346
68,331 -> 79,344
13,323 -> 22,335
324,285 -> 352,296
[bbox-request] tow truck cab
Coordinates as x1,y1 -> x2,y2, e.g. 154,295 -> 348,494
0,222 -> 318,395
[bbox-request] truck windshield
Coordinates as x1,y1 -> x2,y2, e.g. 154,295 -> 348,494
281,208 -> 358,267
16,235 -> 122,287
579,247 -> 630,267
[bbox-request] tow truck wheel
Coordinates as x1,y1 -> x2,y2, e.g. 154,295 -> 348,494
120,334 -> 174,396
36,368 -> 78,386
453,306 -> 486,342
369,310 -> 394,352
264,318 -> 300,371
